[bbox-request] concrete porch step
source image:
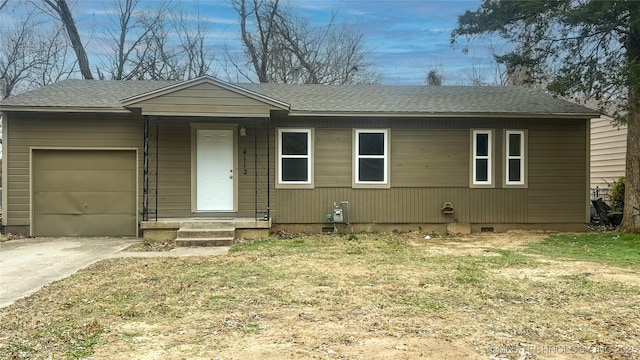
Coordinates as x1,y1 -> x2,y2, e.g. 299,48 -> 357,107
175,225 -> 236,247
177,228 -> 235,239
179,221 -> 235,229
175,237 -> 234,247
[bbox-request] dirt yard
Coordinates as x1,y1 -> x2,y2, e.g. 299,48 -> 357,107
1,231 -> 639,360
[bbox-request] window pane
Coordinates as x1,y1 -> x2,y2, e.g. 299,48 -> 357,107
282,158 -> 308,181
475,159 -> 488,181
508,133 -> 521,156
282,132 -> 308,155
508,159 -> 521,182
359,133 -> 384,155
359,158 -> 384,181
476,133 -> 488,156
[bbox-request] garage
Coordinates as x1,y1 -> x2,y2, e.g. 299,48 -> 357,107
32,149 -> 137,236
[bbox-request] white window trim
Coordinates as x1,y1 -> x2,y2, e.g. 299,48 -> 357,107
353,129 -> 390,188
277,128 -> 313,188
505,130 -> 526,186
472,129 -> 493,186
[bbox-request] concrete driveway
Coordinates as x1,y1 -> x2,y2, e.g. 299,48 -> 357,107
0,237 -> 231,308
0,237 -> 137,308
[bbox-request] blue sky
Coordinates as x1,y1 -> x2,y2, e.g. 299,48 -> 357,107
18,0 -> 503,85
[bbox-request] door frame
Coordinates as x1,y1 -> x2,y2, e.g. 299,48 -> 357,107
29,147 -> 139,237
190,123 -> 239,213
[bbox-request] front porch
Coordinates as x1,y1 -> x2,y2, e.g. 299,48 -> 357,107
140,217 -> 272,246
131,78 -> 284,246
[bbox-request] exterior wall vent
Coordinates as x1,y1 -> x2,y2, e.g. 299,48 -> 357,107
441,202 -> 454,214
321,226 -> 334,233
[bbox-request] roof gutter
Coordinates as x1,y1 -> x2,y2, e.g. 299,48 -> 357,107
286,110 -> 600,119
0,106 -> 132,113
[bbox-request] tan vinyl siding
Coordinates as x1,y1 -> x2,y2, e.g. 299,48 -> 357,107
6,110 -> 589,230
275,188 -> 527,224
155,120 -> 191,216
129,83 -> 276,117
527,120 -> 587,223
275,117 -> 588,226
590,117 -> 627,189
154,118 -> 275,219
309,127 -> 470,188
6,113 -> 277,228
237,123 -> 276,218
315,129 -> 352,187
392,129 -> 469,187
5,112 -> 142,227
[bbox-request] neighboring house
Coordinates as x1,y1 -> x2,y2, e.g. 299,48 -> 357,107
590,115 -> 627,193
0,77 -> 599,239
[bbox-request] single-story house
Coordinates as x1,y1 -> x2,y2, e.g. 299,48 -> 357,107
0,76 -> 599,241
590,115 -> 627,193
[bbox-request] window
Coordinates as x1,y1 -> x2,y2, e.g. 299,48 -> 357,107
472,130 -> 493,185
354,129 -> 389,186
505,130 -> 525,185
278,129 -> 312,185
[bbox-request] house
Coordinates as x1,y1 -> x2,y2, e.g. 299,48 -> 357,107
0,76 -> 599,241
590,115 -> 627,194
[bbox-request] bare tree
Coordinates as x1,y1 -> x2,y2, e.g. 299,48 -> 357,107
230,0 -> 379,84
132,14 -> 182,80
231,0 -> 280,83
1,7 -> 75,98
0,11 -> 42,98
43,0 -> 93,79
275,11 -> 377,84
0,5 -> 76,147
99,0 -> 214,81
31,21 -> 76,86
173,7 -> 214,79
425,69 -> 444,86
101,0 -> 157,80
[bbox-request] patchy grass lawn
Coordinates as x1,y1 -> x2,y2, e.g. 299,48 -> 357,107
0,231 -> 639,359
526,232 -> 640,268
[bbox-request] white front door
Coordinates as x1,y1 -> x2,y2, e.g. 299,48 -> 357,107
196,129 -> 234,211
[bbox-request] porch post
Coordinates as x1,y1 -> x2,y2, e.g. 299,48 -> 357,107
155,116 -> 159,221
266,116 -> 270,221
254,118 -> 258,221
142,115 -> 159,222
143,115 -> 150,221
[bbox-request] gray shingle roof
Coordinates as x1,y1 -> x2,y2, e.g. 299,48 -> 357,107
0,78 -> 598,117
1,80 -> 177,109
239,83 -> 597,115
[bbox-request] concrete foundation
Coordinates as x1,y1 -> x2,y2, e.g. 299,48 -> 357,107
273,223 -> 449,235
236,228 -> 269,239
2,226 -> 30,237
446,223 -> 471,235
272,222 -> 589,235
143,229 -> 178,243
140,218 -> 272,242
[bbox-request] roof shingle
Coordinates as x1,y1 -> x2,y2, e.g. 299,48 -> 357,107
0,78 -> 598,116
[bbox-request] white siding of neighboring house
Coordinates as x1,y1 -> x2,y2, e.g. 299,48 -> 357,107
591,116 -> 627,191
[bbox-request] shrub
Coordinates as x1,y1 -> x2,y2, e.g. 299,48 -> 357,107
609,176 -> 625,211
